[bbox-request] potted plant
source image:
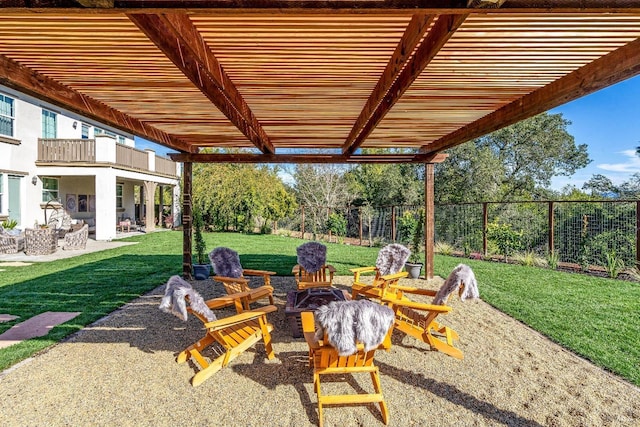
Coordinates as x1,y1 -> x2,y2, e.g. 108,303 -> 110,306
404,209 -> 424,279
192,207 -> 211,280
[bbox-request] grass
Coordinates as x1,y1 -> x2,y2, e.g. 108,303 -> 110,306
0,231 -> 638,387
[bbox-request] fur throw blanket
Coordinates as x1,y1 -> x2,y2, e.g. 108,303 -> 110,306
297,242 -> 327,273
433,264 -> 480,305
376,244 -> 411,275
314,299 -> 394,356
209,247 -> 243,278
159,275 -> 217,322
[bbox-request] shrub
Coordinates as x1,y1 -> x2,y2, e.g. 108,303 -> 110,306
1,219 -> 17,230
547,250 -> 560,270
513,251 -> 548,268
435,241 -> 454,256
193,208 -> 208,265
326,213 -> 347,239
604,250 -> 624,279
486,220 -> 522,262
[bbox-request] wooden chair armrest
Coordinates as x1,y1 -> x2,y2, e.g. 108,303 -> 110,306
292,264 -> 301,274
212,276 -> 250,285
388,285 -> 436,296
242,269 -> 276,277
350,266 -> 378,282
204,291 -> 252,310
383,298 -> 452,313
326,264 -> 337,273
380,272 -> 409,281
204,305 -> 278,329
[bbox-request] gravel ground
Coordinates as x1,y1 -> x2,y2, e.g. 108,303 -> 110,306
0,275 -> 638,427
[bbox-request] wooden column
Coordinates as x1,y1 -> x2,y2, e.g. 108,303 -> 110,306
482,202 -> 488,256
424,163 -> 435,280
142,181 -> 157,232
548,201 -> 555,255
183,162 -> 193,279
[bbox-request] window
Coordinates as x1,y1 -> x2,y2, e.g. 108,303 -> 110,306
42,177 -> 59,202
42,109 -> 57,138
118,136 -> 125,144
81,123 -> 89,139
0,93 -> 15,137
116,184 -> 123,209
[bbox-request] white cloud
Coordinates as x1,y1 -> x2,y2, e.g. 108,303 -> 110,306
597,149 -> 640,173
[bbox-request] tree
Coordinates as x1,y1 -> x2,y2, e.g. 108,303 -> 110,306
345,148 -> 423,207
435,113 -> 590,203
582,174 -> 619,198
293,164 -> 352,238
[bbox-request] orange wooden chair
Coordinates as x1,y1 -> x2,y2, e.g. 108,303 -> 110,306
300,301 -> 395,427
350,244 -> 411,300
292,263 -> 336,290
209,247 -> 276,310
160,276 -> 277,386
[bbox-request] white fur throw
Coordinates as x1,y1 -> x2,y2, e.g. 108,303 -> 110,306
209,247 -> 243,278
159,275 -> 217,322
376,244 -> 411,275
297,242 -> 327,274
314,299 -> 394,356
433,264 -> 480,305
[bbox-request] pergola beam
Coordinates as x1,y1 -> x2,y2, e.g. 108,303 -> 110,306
342,14 -> 434,155
0,53 -> 191,153
421,36 -> 640,155
128,13 -> 275,154
343,14 -> 467,155
169,152 -> 448,164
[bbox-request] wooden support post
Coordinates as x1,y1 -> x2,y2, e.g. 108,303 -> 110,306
482,202 -> 488,256
158,184 -> 164,227
183,162 -> 193,279
424,163 -> 435,280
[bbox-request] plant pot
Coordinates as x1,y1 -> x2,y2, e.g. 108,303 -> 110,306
192,264 -> 211,280
405,262 -> 423,279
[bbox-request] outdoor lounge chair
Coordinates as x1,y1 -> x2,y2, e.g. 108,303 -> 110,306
0,225 -> 24,254
159,275 -> 277,386
381,264 -> 480,360
209,247 -> 275,311
293,242 -> 336,290
301,300 -> 395,427
350,243 -> 410,301
63,224 -> 88,250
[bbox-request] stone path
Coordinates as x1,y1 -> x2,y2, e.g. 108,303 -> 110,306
0,312 -> 81,349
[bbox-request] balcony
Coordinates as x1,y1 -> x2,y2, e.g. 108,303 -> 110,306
37,138 -> 178,177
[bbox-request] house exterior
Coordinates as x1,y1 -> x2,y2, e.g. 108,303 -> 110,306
0,84 -> 180,241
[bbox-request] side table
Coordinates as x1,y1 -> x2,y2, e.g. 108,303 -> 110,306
24,228 -> 58,255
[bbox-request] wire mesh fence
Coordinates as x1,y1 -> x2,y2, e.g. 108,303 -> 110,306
276,200 -> 639,269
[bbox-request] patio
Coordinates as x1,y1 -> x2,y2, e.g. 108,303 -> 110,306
0,275 -> 637,426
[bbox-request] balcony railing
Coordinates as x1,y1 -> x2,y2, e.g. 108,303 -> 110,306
37,138 -> 178,177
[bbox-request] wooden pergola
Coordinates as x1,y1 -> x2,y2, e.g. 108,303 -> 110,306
2,1 -> 640,278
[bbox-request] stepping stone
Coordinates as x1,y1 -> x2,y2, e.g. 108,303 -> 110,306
0,312 -> 80,349
0,314 -> 19,323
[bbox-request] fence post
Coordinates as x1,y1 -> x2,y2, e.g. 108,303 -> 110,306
391,206 -> 396,242
636,201 -> 640,267
359,207 -> 363,246
424,163 -> 435,280
482,202 -> 488,256
301,205 -> 305,239
548,201 -> 554,255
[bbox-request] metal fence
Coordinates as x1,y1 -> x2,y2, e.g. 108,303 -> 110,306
276,200 -> 640,268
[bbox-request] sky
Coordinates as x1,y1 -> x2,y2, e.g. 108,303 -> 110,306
136,74 -> 640,192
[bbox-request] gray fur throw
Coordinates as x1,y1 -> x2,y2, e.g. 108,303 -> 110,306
159,275 -> 217,322
433,264 -> 480,305
314,299 -> 394,356
209,247 -> 243,278
376,244 -> 411,275
297,242 -> 327,274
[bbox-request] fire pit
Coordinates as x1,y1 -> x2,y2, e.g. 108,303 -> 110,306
285,287 -> 347,338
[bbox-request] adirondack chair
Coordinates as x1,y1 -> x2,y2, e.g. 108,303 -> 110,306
350,243 -> 410,300
292,263 -> 336,290
300,300 -> 395,427
381,264 -> 480,360
293,241 -> 336,290
209,247 -> 275,311
159,275 -> 277,386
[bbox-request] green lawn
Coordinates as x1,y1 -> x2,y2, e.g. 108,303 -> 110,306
0,231 -> 638,387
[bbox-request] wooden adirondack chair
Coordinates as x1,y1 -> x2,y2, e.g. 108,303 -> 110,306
350,244 -> 410,300
292,263 -> 336,290
379,264 -> 479,360
178,291 -> 277,386
209,247 -> 276,310
159,276 -> 278,386
301,308 -> 394,427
